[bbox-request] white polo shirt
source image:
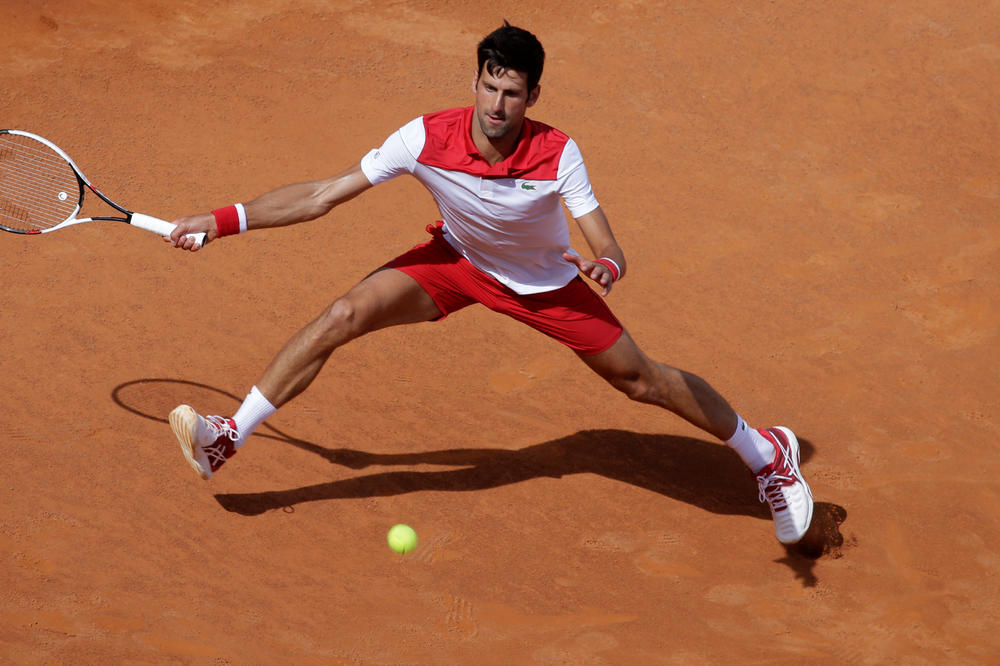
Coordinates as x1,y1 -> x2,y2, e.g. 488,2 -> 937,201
360,106 -> 600,294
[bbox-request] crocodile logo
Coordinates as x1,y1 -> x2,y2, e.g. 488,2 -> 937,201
520,182 -> 536,191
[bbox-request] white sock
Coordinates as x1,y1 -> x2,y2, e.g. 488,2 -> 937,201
725,415 -> 776,473
231,386 -> 277,448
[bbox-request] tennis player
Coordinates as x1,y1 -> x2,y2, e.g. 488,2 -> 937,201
167,23 -> 813,544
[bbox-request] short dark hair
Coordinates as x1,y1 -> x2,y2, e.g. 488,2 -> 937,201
476,21 -> 545,92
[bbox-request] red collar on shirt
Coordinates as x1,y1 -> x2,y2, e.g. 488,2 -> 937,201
418,106 -> 569,181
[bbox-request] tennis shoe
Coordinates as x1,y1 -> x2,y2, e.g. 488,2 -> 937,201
755,426 -> 814,544
169,405 -> 240,480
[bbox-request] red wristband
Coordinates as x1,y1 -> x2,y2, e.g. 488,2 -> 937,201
594,257 -> 621,282
212,205 -> 240,237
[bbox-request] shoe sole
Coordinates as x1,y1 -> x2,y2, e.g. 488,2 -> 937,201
169,405 -> 211,480
772,426 -> 814,544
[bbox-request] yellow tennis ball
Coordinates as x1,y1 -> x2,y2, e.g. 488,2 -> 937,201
387,524 -> 418,554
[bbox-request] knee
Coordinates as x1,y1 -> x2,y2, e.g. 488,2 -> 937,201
325,297 -> 358,327
311,298 -> 361,345
609,369 -> 660,405
607,360 -> 685,408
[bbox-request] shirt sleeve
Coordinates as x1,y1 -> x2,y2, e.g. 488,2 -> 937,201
359,116 -> 425,185
557,138 -> 600,219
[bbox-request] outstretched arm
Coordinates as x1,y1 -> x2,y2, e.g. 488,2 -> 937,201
167,163 -> 373,250
563,206 -> 627,296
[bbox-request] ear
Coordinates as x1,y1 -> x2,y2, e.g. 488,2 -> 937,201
471,69 -> 480,94
527,85 -> 541,108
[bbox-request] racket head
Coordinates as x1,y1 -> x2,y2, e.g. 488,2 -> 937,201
0,130 -> 86,234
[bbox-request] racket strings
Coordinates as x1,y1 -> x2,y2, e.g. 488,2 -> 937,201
0,134 -> 81,231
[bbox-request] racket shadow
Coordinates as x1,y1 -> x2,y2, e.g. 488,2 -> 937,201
110,377 -> 328,456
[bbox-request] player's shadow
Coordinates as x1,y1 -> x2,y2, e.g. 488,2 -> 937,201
221,431 -> 847,579
112,378 -> 848,586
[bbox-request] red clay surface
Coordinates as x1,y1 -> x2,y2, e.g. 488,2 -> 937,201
2,1 -> 998,663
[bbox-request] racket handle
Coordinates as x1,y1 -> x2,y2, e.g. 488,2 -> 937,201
130,212 -> 207,248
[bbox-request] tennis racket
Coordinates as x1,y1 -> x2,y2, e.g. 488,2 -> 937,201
0,129 -> 205,246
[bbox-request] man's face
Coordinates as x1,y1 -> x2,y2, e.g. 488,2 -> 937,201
472,64 -> 540,141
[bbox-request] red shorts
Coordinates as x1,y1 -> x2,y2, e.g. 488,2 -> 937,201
385,225 -> 623,355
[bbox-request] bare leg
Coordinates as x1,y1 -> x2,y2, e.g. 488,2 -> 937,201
578,330 -> 738,441
258,268 -> 442,407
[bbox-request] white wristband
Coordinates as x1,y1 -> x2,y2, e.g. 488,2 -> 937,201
235,203 -> 248,234
597,257 -> 621,281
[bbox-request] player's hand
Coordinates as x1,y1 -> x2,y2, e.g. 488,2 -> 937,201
563,252 -> 614,296
166,213 -> 216,251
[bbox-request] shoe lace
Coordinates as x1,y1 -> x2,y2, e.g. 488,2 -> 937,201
201,415 -> 239,467
756,437 -> 795,510
757,468 -> 793,510
205,415 -> 240,442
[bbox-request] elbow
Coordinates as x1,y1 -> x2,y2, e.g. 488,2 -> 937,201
311,182 -> 341,218
315,168 -> 372,214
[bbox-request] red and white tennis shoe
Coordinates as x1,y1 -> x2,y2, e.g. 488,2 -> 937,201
169,405 -> 240,480
755,426 -> 814,544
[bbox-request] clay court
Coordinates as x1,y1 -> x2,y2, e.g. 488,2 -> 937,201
2,0 -> 998,662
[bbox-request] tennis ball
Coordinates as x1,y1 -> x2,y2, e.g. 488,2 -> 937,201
387,523 -> 418,554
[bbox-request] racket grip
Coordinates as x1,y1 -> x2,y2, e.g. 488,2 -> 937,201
130,212 -> 207,248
